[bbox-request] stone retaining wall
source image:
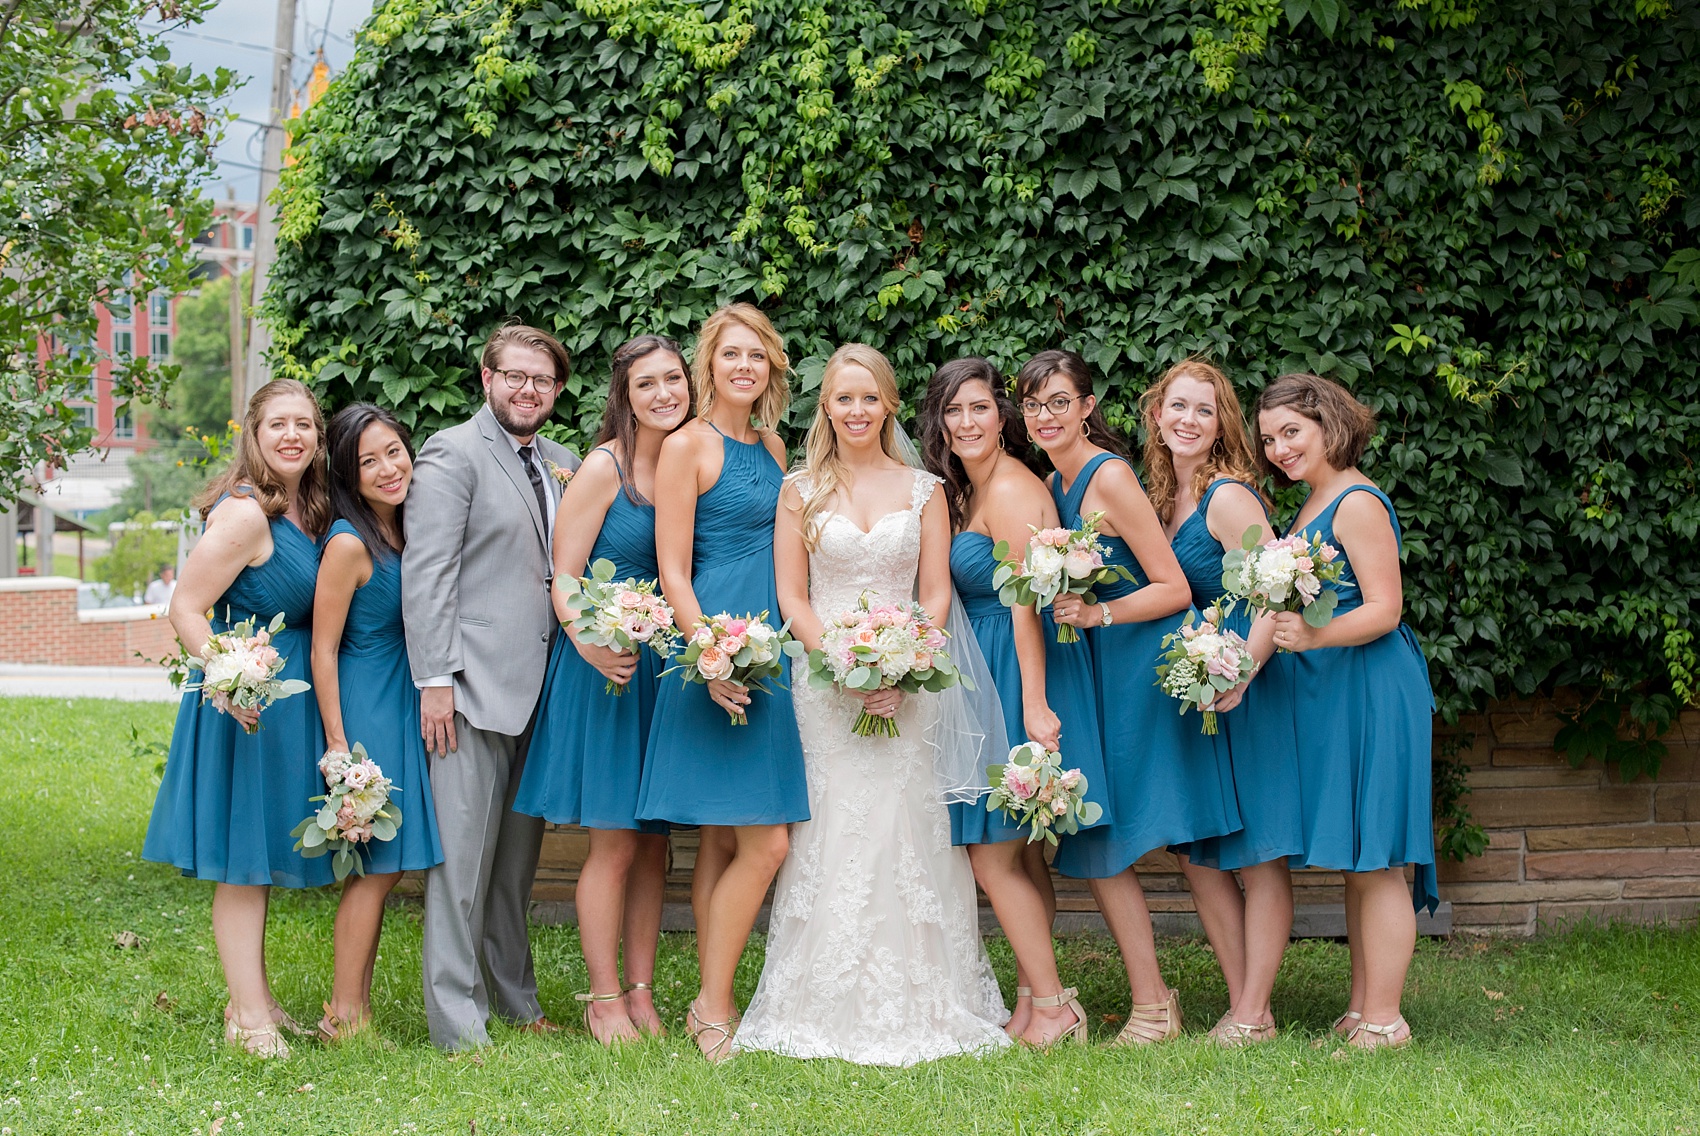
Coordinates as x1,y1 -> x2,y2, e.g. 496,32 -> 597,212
532,699 -> 1700,937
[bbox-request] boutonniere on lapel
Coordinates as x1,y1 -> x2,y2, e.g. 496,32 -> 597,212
544,460 -> 574,488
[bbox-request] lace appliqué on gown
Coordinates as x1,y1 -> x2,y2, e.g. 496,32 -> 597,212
735,471 -> 1011,1065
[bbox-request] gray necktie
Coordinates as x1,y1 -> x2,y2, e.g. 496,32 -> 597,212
517,444 -> 549,528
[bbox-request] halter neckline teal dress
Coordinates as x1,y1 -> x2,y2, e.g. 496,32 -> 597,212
143,496 -> 334,888
1045,454 -> 1242,880
1284,484 -> 1438,912
321,519 -> 443,873
516,448 -> 670,834
947,531 -> 1108,845
635,426 -> 808,826
1166,479 -> 1304,870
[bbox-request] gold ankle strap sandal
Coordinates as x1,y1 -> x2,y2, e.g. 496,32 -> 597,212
1112,988 -> 1182,1046
1027,986 -> 1090,1046
686,1000 -> 739,1064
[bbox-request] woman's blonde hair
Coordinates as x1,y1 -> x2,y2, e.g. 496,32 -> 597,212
794,342 -> 903,550
690,303 -> 791,431
194,378 -> 331,537
1139,357 -> 1267,525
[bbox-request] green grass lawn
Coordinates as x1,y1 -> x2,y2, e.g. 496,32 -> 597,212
1,696 -> 1696,1135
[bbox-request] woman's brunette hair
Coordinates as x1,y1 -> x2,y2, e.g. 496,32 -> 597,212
792,343 -> 903,550
1013,349 -> 1129,458
1253,372 -> 1377,484
919,356 -> 1034,531
325,403 -> 412,560
595,334 -> 691,505
1139,358 -> 1267,525
690,303 -> 791,431
194,378 -> 331,536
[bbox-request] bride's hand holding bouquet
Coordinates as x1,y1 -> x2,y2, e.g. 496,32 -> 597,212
805,596 -> 966,738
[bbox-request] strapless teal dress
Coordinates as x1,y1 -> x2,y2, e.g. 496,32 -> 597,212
635,428 -> 808,826
946,531 -> 1109,845
143,501 -> 334,887
1046,455 -> 1242,879
321,519 -> 443,872
1284,485 -> 1438,912
516,449 -> 669,833
1166,479 -> 1304,870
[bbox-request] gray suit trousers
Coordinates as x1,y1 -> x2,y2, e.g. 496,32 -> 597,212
422,713 -> 545,1050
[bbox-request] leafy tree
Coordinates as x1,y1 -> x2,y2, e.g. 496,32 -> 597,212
150,271 -> 240,440
270,0 -> 1700,772
0,0 -> 236,497
91,509 -> 178,599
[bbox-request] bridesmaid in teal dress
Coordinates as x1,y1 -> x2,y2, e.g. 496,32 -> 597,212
918,356 -> 1101,1046
1255,372 -> 1436,1051
1018,350 -> 1240,1045
310,403 -> 444,1042
142,379 -> 334,1059
1141,360 -> 1304,1046
514,334 -> 691,1045
633,304 -> 806,1062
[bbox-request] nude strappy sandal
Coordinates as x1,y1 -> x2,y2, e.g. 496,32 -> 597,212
1336,1015 -> 1410,1054
624,981 -> 666,1037
1111,988 -> 1182,1045
1027,986 -> 1090,1046
224,1012 -> 290,1059
686,999 -> 739,1064
1313,1009 -> 1362,1048
576,990 -> 639,1045
1212,1019 -> 1277,1047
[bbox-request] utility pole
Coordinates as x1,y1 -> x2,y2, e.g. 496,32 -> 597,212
242,0 -> 298,402
227,187 -> 246,424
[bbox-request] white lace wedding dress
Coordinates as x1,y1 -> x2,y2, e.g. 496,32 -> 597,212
734,470 -> 1011,1065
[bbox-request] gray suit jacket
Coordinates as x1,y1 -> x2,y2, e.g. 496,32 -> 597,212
402,404 -> 580,736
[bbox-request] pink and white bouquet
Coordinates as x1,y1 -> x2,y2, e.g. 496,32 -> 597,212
558,558 -> 680,694
290,742 -> 402,881
183,611 -> 310,733
993,511 -> 1137,643
805,596 -> 967,738
984,741 -> 1103,845
664,610 -> 804,725
1220,526 -> 1352,629
1155,605 -> 1258,735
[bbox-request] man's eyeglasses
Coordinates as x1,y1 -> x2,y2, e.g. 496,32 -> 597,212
1019,395 -> 1078,417
491,369 -> 562,395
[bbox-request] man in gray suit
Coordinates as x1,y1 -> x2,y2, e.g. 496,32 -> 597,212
402,322 -> 580,1050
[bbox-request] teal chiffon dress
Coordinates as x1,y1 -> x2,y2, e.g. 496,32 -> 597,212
635,427 -> 808,826
1284,485 -> 1438,912
515,449 -> 669,833
1046,454 -> 1242,880
142,499 -> 334,887
322,519 -> 443,873
1166,479 -> 1304,871
946,531 -> 1108,845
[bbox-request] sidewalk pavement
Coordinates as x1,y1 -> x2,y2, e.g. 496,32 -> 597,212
0,664 -> 180,702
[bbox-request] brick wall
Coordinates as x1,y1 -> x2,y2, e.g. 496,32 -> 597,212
0,577 -> 177,667
531,698 -> 1700,938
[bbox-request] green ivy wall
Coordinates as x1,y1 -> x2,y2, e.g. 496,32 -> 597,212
268,0 -> 1700,764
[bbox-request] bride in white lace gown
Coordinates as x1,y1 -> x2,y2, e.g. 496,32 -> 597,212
735,344 -> 1010,1066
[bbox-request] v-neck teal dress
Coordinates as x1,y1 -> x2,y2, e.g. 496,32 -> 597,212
1166,479 -> 1304,870
516,448 -> 670,833
946,531 -> 1108,845
1283,484 -> 1438,913
1045,454 -> 1242,880
143,496 -> 334,887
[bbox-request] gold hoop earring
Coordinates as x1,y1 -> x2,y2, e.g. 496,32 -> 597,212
1080,420 -> 1090,439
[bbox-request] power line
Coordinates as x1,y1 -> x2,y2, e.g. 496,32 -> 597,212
139,22 -> 287,57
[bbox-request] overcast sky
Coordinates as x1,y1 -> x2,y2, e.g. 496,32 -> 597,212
148,0 -> 376,204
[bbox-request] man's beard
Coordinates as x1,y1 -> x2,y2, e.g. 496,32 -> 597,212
490,398 -> 551,438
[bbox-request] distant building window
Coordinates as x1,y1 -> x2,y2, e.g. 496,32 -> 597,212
109,295 -> 132,324
150,331 -> 171,360
149,293 -> 170,324
112,412 -> 135,440
241,224 -> 255,250
113,330 -> 134,359
73,405 -> 96,430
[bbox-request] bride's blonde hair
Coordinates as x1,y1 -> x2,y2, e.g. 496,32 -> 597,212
794,342 -> 903,551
